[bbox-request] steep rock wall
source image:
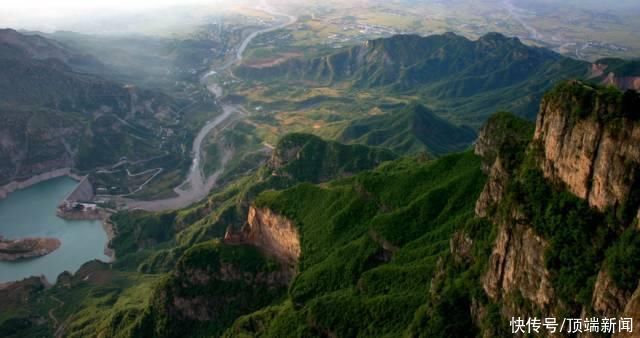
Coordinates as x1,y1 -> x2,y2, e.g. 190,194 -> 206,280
476,83 -> 640,331
603,72 -> 640,91
226,206 -> 301,269
482,212 -> 554,314
534,82 -> 640,214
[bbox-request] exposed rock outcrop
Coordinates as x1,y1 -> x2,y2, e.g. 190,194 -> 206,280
534,81 -> 640,215
474,112 -> 556,315
614,283 -> 640,338
602,72 -> 640,91
450,230 -> 473,264
474,112 -> 534,217
482,212 -> 554,314
264,133 -> 396,183
591,270 -> 632,318
477,83 -> 640,332
591,60 -> 640,91
226,206 -> 300,270
266,141 -> 301,173
475,157 -> 508,218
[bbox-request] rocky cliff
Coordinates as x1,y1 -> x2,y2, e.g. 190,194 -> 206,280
482,211 -> 555,314
534,81 -> 640,216
474,112 -> 556,317
591,58 -> 640,91
477,81 -> 640,331
265,133 -> 397,183
225,206 -> 300,271
474,112 -> 534,217
140,240 -> 290,337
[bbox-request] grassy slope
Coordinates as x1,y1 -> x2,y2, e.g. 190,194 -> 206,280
340,103 -> 477,155
0,262 -> 162,338
223,151 -> 488,337
8,84 -> 639,337
107,133 -> 399,274
270,133 -> 398,183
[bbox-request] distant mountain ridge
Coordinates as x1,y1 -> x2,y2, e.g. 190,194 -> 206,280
237,32 -> 592,124
243,32 -> 566,89
0,28 -> 105,74
0,45 -> 175,118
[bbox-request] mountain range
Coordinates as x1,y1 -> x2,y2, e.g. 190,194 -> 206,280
238,32 -> 639,125
0,29 -> 193,189
0,25 -> 640,338
2,79 -> 639,337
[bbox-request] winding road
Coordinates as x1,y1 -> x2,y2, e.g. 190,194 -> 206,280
126,0 -> 297,211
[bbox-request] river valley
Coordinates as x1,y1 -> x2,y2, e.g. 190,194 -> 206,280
124,0 -> 297,211
0,0 -> 297,284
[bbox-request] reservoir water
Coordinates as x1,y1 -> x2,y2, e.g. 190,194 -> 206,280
0,176 -> 109,284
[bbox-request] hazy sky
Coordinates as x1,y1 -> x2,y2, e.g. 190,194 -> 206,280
4,0 -> 639,35
3,0 -> 216,11
0,0 -> 239,33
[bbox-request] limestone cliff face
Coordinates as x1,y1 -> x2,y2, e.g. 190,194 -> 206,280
602,72 -> 640,91
265,140 -> 301,178
473,112 -> 556,314
474,112 -> 533,217
475,156 -> 508,218
614,284 -> 640,338
245,206 -> 300,267
534,82 -> 640,214
476,83 -> 640,329
591,270 -> 632,318
482,211 -> 555,314
226,206 -> 301,269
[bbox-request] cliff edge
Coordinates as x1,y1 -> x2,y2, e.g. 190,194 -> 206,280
476,81 -> 640,331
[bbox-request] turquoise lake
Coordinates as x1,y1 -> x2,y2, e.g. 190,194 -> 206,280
0,176 -> 109,284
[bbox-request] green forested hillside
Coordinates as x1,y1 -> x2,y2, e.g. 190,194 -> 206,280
3,95 -> 640,336
1,17 -> 639,337
0,133 -> 403,337
221,151 -> 486,337
0,127 -> 491,338
340,103 -> 477,155
108,133 -> 399,274
268,133 -> 397,182
97,148 -> 488,338
236,32 -> 590,123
